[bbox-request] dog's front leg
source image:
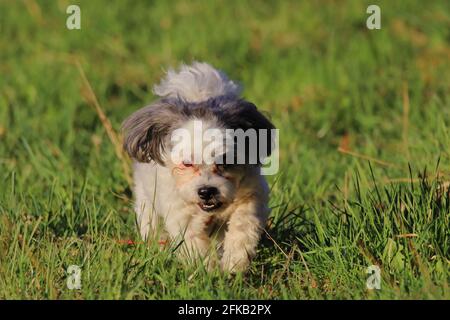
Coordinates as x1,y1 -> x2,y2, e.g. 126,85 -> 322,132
183,219 -> 211,259
221,200 -> 268,273
167,213 -> 213,265
135,198 -> 159,241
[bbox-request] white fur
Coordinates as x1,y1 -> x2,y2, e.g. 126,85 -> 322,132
133,161 -> 269,272
153,62 -> 241,102
130,62 -> 270,273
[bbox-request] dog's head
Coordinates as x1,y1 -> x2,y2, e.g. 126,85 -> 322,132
123,96 -> 274,213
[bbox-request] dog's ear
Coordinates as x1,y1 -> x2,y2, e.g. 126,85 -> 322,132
220,99 -> 276,158
122,101 -> 181,164
221,99 -> 275,130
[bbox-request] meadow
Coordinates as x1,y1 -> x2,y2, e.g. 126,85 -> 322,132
0,0 -> 449,299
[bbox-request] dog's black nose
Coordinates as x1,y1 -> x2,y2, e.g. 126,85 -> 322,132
198,186 -> 218,200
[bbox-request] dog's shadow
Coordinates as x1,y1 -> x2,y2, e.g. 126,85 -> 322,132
256,204 -> 315,270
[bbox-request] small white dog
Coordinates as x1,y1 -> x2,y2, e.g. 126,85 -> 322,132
122,62 -> 275,272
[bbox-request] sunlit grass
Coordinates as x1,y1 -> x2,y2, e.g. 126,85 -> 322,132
0,0 -> 449,299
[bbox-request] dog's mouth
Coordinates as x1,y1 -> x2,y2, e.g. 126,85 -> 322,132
198,201 -> 223,212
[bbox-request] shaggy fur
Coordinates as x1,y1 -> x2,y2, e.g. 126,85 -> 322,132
122,62 -> 274,272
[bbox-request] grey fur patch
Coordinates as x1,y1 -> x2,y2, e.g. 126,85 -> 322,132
214,97 -> 275,160
122,101 -> 185,164
122,96 -> 275,165
153,62 -> 241,103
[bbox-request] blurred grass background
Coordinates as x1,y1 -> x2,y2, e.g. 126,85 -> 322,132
0,0 -> 449,299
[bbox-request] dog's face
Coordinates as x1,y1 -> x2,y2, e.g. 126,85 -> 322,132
164,118 -> 244,212
122,97 -> 274,213
169,161 -> 243,212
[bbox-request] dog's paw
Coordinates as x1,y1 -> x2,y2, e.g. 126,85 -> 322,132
220,254 -> 250,273
202,255 -> 219,272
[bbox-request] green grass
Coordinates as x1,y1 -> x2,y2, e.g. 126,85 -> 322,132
0,0 -> 449,299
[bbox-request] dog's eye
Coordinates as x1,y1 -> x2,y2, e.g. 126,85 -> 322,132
182,161 -> 193,168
